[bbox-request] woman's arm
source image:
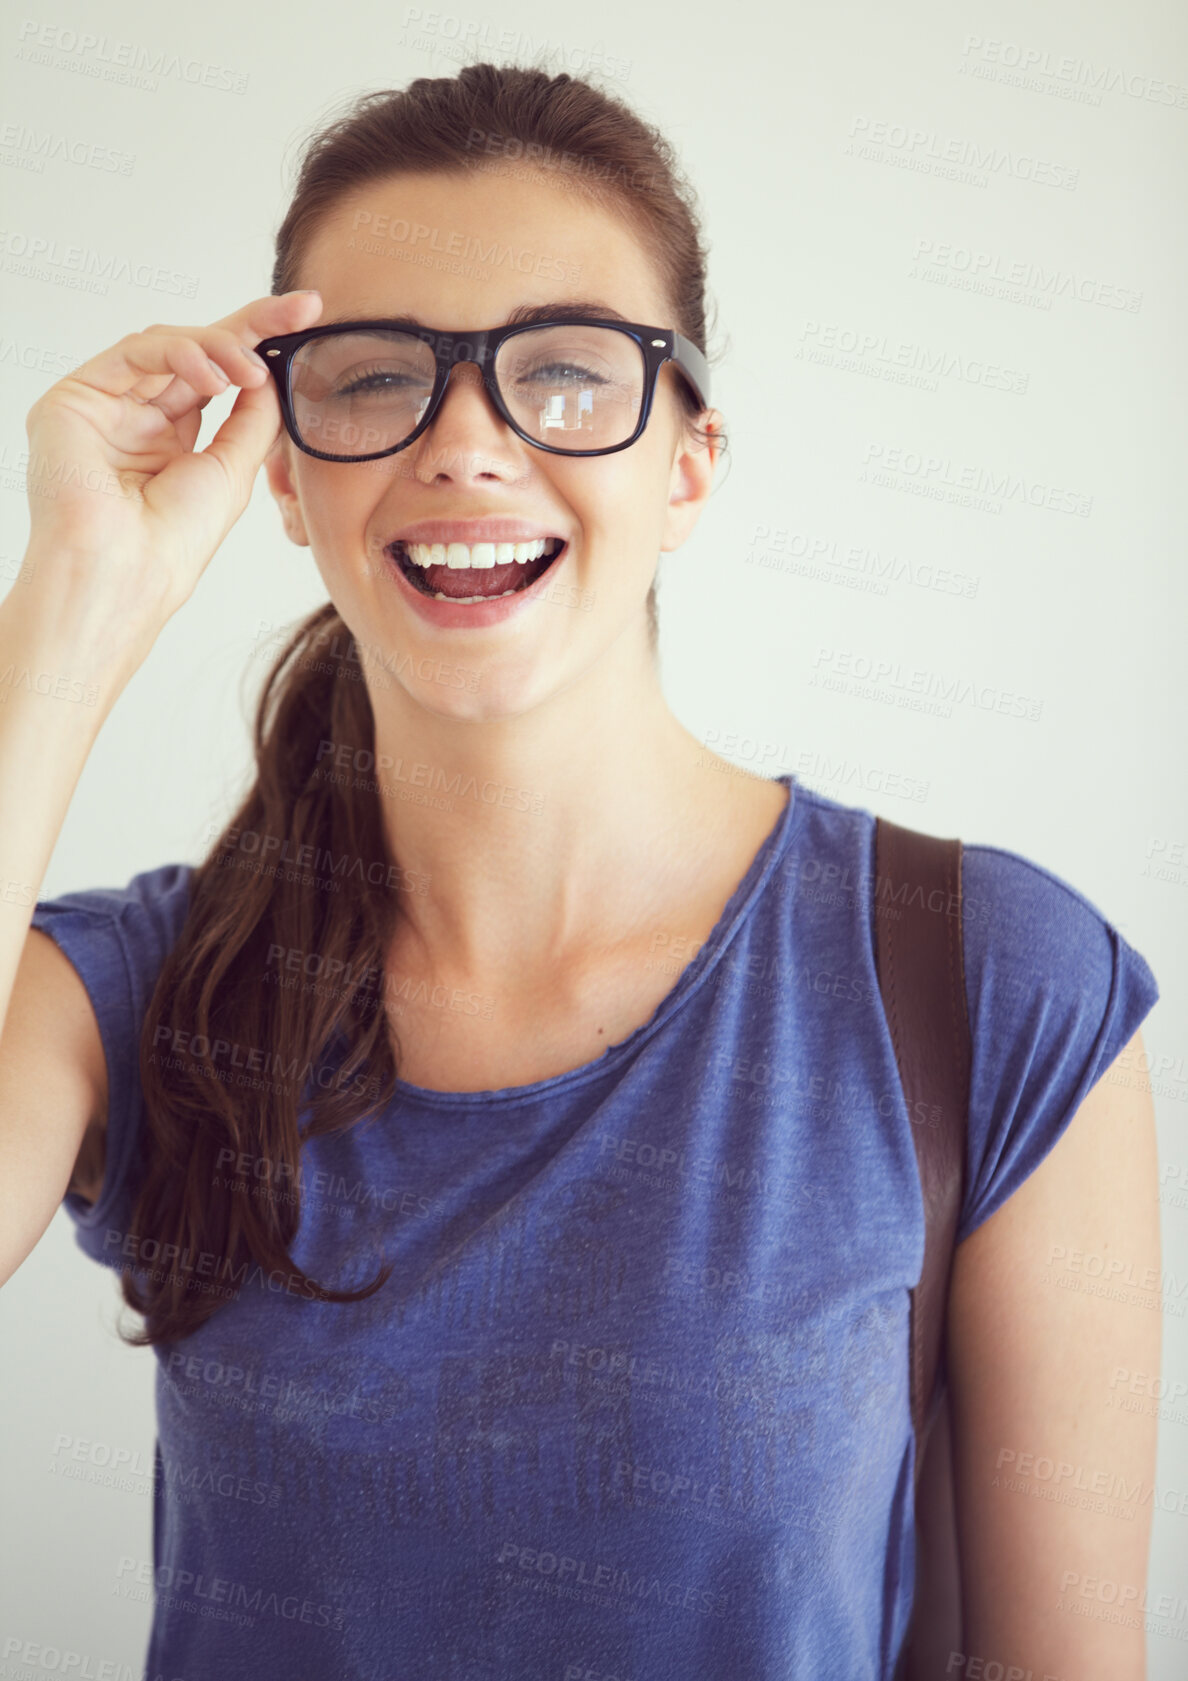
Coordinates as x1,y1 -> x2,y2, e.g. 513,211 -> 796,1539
0,584 -> 119,1287
946,1027 -> 1160,1679
0,292 -> 319,1287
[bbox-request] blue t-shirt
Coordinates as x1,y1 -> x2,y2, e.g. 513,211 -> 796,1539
31,774 -> 1160,1678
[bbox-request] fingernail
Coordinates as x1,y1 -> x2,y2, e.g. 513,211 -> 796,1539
288,288 -> 320,297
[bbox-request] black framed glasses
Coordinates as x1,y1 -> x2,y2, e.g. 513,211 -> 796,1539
255,314 -> 712,463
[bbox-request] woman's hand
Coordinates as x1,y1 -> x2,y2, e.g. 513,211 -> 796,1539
20,290 -> 323,676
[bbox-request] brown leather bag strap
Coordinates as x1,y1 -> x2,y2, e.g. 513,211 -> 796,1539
872,816 -> 972,1464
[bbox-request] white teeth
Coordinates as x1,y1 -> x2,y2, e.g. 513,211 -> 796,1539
403,537 -> 554,569
432,588 -> 521,601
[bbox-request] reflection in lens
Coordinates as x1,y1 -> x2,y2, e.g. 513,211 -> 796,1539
495,327 -> 643,448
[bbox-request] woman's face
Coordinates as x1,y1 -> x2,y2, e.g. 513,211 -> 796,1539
265,167 -> 719,719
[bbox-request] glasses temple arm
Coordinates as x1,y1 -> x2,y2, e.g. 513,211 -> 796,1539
669,331 -> 712,410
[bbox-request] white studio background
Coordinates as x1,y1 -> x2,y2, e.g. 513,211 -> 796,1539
1,0 -> 1185,1669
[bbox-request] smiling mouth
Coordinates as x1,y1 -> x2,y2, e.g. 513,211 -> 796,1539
386,537 -> 567,602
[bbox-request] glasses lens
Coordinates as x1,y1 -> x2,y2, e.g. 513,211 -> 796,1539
494,326 -> 644,451
290,330 -> 436,457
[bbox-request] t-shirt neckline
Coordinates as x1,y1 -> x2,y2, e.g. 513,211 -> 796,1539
386,773 -> 801,1108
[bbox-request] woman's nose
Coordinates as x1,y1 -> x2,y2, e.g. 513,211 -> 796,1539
410,360 -> 522,480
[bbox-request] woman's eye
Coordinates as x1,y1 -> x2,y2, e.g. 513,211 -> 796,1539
335,369 -> 421,397
517,363 -> 605,385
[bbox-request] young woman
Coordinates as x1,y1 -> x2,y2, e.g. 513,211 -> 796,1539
0,64 -> 1161,1681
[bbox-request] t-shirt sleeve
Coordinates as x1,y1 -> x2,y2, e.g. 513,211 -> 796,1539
30,863 -> 194,1272
955,843 -> 1160,1245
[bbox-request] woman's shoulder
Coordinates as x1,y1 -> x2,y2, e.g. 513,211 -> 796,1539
961,833 -> 1139,935
957,835 -> 1159,1034
772,784 -> 1161,1242
780,778 -> 1158,994
32,860 -> 195,933
29,863 -> 198,1259
954,836 -> 1159,1242
31,861 -> 196,1011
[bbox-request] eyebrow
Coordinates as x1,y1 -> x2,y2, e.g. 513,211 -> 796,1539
317,300 -> 635,330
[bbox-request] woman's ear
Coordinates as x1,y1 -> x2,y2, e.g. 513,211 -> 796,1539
660,408 -> 724,555
263,435 -> 311,548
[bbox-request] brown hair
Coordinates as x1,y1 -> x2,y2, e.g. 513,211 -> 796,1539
119,63 -> 723,1348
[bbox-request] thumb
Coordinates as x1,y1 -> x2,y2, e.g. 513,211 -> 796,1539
200,374 -> 285,513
